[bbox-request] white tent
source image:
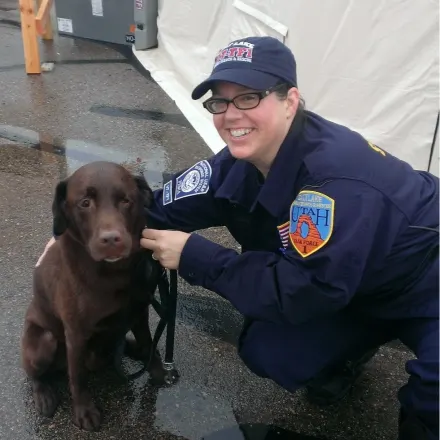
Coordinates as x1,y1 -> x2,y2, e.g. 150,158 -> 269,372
133,0 -> 439,176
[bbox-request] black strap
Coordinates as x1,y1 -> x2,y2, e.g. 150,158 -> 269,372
165,269 -> 178,364
114,268 -> 178,381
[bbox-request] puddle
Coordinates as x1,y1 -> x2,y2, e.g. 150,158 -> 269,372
1,132 -> 335,440
89,105 -> 192,129
201,424 -> 330,440
0,124 -> 172,188
0,124 -> 244,348
0,124 -> 329,440
152,382 -> 237,440
177,295 -> 243,345
0,18 -> 20,29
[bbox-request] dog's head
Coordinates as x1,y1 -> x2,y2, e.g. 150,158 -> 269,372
52,161 -> 153,263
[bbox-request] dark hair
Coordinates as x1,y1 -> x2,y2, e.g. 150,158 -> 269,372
274,81 -> 306,112
273,81 -> 307,135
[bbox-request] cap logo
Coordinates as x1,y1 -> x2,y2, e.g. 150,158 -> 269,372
213,40 -> 254,68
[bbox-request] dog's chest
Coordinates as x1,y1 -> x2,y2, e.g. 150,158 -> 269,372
78,288 -> 132,331
85,282 -> 152,331
92,307 -> 129,334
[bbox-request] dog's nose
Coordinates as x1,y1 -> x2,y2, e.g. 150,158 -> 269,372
99,230 -> 122,246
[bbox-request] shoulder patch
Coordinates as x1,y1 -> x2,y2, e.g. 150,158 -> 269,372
289,190 -> 334,258
163,180 -> 173,205
175,160 -> 212,200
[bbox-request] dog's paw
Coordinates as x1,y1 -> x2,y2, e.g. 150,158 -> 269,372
32,381 -> 59,417
73,401 -> 102,431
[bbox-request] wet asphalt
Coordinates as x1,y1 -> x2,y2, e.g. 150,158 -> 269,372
0,3 -> 415,439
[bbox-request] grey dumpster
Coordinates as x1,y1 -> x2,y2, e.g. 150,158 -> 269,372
53,0 -> 158,49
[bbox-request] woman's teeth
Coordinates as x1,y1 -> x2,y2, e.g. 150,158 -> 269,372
230,128 -> 252,138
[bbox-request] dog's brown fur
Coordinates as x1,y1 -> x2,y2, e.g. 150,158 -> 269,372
21,161 -> 166,431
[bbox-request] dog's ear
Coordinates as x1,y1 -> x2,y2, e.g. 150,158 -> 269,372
133,174 -> 153,209
52,179 -> 68,236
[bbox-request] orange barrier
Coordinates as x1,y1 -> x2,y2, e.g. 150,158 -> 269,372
19,0 -> 54,74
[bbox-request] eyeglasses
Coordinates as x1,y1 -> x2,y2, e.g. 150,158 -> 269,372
202,85 -> 283,114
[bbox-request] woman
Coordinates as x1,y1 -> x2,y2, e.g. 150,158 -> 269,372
140,36 -> 439,439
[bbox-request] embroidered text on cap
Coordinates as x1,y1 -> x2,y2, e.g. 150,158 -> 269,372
213,40 -> 255,69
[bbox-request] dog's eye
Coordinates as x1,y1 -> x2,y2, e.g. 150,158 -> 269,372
79,199 -> 91,208
121,198 -> 131,205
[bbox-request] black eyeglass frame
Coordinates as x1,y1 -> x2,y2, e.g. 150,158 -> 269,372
202,84 -> 285,114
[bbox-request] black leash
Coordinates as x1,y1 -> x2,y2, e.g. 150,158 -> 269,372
114,267 -> 179,383
163,269 -> 178,381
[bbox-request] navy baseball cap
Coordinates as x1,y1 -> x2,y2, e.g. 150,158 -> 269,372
191,36 -> 297,100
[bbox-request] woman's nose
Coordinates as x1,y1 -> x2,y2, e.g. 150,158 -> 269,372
223,101 -> 243,120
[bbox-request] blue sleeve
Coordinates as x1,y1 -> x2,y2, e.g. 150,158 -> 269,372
146,158 -> 225,232
177,180 -> 406,325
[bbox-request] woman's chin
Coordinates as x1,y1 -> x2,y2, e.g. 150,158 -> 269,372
227,136 -> 257,159
228,144 -> 255,160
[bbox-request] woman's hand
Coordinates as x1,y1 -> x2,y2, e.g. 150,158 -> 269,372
140,229 -> 191,270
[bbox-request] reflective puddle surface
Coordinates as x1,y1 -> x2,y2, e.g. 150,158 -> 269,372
0,123 -> 172,188
0,125 -> 333,440
201,424 -> 329,440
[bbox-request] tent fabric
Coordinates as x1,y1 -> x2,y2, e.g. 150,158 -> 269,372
133,0 -> 439,176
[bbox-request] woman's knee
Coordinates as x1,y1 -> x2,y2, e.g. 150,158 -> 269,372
237,320 -> 323,391
237,312 -> 389,394
237,320 -> 266,378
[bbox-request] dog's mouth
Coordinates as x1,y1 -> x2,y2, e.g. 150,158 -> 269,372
100,249 -> 131,263
89,248 -> 131,263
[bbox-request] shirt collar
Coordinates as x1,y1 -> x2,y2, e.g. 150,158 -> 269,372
252,112 -> 307,217
214,112 -> 307,215
214,159 -> 261,209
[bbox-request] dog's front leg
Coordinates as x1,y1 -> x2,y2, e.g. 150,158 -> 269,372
65,328 -> 101,431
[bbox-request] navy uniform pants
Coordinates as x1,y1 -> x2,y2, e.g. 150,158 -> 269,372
238,256 -> 439,439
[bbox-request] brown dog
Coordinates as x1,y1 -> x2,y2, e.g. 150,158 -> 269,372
21,161 -> 167,431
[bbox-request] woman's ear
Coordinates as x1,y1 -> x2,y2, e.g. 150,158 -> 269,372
285,87 -> 300,119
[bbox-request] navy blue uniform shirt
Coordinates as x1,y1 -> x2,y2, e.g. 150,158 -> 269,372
147,111 -> 439,325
